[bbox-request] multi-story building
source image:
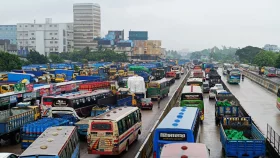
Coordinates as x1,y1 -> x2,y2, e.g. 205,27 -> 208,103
17,18 -> 73,56
129,31 -> 148,40
73,3 -> 101,50
0,25 -> 17,45
0,39 -> 17,54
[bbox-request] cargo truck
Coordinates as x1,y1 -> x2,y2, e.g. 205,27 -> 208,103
7,73 -> 37,83
208,69 -> 221,87
0,108 -> 35,144
220,117 -> 266,158
215,91 -> 241,125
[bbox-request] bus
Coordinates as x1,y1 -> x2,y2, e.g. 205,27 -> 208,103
180,85 -> 204,121
277,88 -> 280,111
160,143 -> 210,158
186,78 -> 203,90
153,107 -> 200,158
87,106 -> 142,155
264,67 -> 277,77
223,63 -> 232,75
227,68 -> 241,84
51,89 -> 112,117
19,126 -> 80,158
147,78 -> 170,100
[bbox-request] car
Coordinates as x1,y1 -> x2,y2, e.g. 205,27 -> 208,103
215,90 -> 229,100
214,84 -> 224,90
0,153 -> 18,158
209,87 -> 218,99
140,98 -> 153,110
203,82 -> 210,93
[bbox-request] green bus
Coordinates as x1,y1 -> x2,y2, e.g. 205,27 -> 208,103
180,85 -> 204,121
147,78 -> 170,100
186,78 -> 203,90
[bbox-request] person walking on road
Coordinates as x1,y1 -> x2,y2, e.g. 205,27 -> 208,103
242,73 -> 244,81
158,96 -> 161,108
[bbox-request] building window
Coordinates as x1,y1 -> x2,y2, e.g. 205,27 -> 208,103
50,33 -> 52,35
50,25 -> 52,27
25,25 -> 27,27
32,41 -> 34,43
55,48 -> 58,51
54,25 -> 57,27
54,33 -> 57,35
25,34 -> 28,36
31,33 -> 34,35
50,48 -> 53,51
20,42 -> 22,44
55,41 -> 58,44
39,25 -> 42,27
31,25 -> 34,27
19,25 -> 22,27
50,41 -> 53,44
20,34 -> 22,36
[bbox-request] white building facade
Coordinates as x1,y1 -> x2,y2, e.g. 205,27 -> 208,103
17,18 -> 73,56
73,3 -> 101,50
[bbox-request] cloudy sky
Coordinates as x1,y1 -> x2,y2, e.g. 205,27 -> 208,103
1,0 -> 279,51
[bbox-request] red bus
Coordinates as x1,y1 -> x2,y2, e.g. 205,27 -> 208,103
160,143 -> 210,158
51,89 -> 112,117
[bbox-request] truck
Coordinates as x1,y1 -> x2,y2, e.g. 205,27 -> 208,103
78,81 -> 110,91
54,70 -> 74,81
220,117 -> 266,158
152,68 -> 165,80
0,108 -> 35,144
0,81 -> 17,94
165,72 -> 176,85
208,69 -> 221,87
21,117 -> 70,149
76,75 -> 104,81
215,91 -> 241,124
7,72 -> 37,83
12,70 -> 46,77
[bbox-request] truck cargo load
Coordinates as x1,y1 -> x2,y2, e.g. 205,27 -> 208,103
7,72 -> 37,83
220,117 -> 265,158
127,76 -> 146,94
78,81 -> 110,91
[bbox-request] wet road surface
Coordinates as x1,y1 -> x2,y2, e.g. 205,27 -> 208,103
220,69 -> 280,135
0,74 -> 187,158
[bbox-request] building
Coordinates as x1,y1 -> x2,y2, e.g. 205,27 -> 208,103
133,40 -> 161,55
73,3 -> 101,50
129,31 -> 148,40
0,25 -> 17,45
17,18 -> 73,56
263,44 -> 279,52
115,40 -> 134,61
108,30 -> 124,43
97,30 -> 124,49
0,39 -> 17,55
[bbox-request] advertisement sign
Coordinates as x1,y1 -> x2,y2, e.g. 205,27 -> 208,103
40,88 -> 49,97
14,83 -> 26,93
10,95 -> 17,103
159,132 -> 186,141
0,97 -> 10,106
25,84 -> 34,93
23,92 -> 33,101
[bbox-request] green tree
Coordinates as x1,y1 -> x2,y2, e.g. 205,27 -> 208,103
49,54 -> 64,63
27,50 -> 49,64
0,51 -> 23,71
235,46 -> 263,63
253,50 -> 276,67
275,54 -> 280,68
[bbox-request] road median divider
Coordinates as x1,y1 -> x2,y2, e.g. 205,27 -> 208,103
135,71 -> 190,158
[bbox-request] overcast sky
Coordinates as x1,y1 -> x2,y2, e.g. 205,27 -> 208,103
1,0 -> 279,51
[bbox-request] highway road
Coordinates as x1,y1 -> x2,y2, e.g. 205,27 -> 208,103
250,70 -> 280,84
0,74 -> 187,158
220,69 -> 280,134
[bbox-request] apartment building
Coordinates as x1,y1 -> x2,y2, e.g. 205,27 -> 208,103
0,25 -> 17,44
17,18 -> 73,56
73,3 -> 101,50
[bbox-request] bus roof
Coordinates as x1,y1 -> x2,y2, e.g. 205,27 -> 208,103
182,85 -> 202,94
161,143 -> 209,158
58,89 -> 110,99
156,107 -> 199,130
92,106 -> 138,121
187,78 -> 203,82
20,126 -> 76,157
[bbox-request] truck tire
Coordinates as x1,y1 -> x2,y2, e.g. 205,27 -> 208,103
11,131 -> 21,144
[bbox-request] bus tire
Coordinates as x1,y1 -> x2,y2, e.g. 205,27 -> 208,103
125,141 -> 129,152
135,133 -> 139,141
11,131 -> 21,144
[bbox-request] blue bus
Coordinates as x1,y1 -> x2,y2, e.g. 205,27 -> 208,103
19,126 -> 80,158
153,107 -> 200,158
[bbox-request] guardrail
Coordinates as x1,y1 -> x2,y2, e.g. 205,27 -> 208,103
267,124 -> 280,158
134,71 -> 190,158
242,70 -> 279,94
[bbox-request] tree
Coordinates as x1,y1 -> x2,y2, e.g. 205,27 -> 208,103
235,46 -> 263,63
253,50 -> 276,67
26,50 -> 49,64
0,51 -> 23,71
275,54 -> 280,68
49,54 -> 64,63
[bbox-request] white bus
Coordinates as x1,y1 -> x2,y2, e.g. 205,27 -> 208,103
20,126 -> 80,158
87,106 -> 142,155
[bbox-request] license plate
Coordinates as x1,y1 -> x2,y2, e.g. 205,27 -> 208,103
97,133 -> 105,137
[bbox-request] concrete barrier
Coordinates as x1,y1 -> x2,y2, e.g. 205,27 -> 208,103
134,71 -> 190,158
242,70 -> 279,94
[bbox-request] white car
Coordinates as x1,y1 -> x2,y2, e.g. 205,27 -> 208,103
0,153 -> 18,158
209,87 -> 218,99
214,84 -> 224,90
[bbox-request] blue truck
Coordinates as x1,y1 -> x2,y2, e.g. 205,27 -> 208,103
75,75 -> 104,81
12,70 -> 46,77
54,69 -> 74,81
220,117 -> 266,158
0,108 -> 35,144
7,72 -> 37,83
215,91 -> 241,125
21,117 -> 70,149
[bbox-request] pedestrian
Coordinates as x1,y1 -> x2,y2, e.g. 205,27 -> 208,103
242,73 -> 244,81
158,96 -> 161,108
